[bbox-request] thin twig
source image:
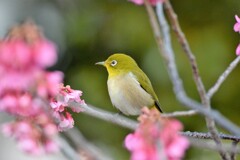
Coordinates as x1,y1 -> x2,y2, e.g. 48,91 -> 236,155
65,128 -> 113,160
161,110 -> 198,118
164,1 -> 206,101
230,141 -> 239,160
190,139 -> 240,155
143,0 -> 165,54
207,56 -> 240,99
70,102 -> 138,130
181,132 -> 240,142
56,136 -> 83,160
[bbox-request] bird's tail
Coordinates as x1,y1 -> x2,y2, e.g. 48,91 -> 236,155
154,101 -> 163,113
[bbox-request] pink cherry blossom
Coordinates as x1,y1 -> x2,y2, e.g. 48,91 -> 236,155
233,15 -> 240,56
0,21 -> 83,155
125,107 -> 189,160
234,15 -> 240,32
236,44 -> 240,56
32,40 -> 57,68
0,93 -> 17,112
36,71 -> 64,98
0,40 -> 32,69
1,123 -> 14,137
125,133 -> 159,160
160,119 -> 189,160
50,84 -> 85,131
43,123 -> 58,136
0,93 -> 43,116
44,139 -> 59,153
2,114 -> 58,155
129,0 -> 164,6
17,138 -> 42,155
0,69 -> 35,95
58,112 -> 74,131
50,100 -> 66,112
59,85 -> 82,103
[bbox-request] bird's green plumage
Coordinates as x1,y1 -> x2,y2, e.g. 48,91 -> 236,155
132,69 -> 162,113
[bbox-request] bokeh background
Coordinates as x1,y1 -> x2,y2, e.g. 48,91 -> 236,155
0,0 -> 240,159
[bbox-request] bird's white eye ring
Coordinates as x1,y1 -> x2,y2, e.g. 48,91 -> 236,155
111,60 -> 117,66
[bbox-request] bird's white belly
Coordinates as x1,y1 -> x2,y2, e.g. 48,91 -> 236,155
107,72 -> 154,115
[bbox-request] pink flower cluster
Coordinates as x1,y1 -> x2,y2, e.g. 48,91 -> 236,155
234,15 -> 240,55
125,107 -> 189,160
0,21 -> 84,154
50,84 -> 85,131
2,115 -> 58,154
129,0 -> 165,6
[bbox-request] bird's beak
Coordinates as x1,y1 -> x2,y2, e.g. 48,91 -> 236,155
95,61 -> 105,67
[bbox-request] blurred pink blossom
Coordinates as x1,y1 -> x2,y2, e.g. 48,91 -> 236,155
236,44 -> 240,56
2,116 -> 58,155
17,138 -> 42,155
0,21 -> 84,155
43,123 -> 58,136
0,69 -> 35,94
0,38 -> 57,69
44,139 -> 59,153
58,112 -> 74,131
0,93 -> 42,116
234,15 -> 240,32
125,107 -> 189,160
233,15 -> 240,56
0,41 -> 31,68
36,71 -> 64,98
129,0 -> 164,5
32,40 -> 57,68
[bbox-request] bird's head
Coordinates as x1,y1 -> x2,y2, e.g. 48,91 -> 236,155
96,53 -> 138,77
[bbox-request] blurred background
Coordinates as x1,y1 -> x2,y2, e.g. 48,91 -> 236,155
0,0 -> 240,159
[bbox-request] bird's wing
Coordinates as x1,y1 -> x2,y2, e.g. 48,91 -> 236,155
132,69 -> 163,113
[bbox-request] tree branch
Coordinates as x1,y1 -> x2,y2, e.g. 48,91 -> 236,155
56,136 -> 83,160
230,141 -> 239,160
73,103 -> 138,130
64,128 -> 113,160
181,132 -> 240,142
163,1 -> 206,101
189,139 -> 240,155
207,56 -> 240,99
161,110 -> 198,117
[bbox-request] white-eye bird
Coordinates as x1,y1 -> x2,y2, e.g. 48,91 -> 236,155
96,53 -> 162,115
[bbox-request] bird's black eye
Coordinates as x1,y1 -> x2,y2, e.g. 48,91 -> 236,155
111,60 -> 117,66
